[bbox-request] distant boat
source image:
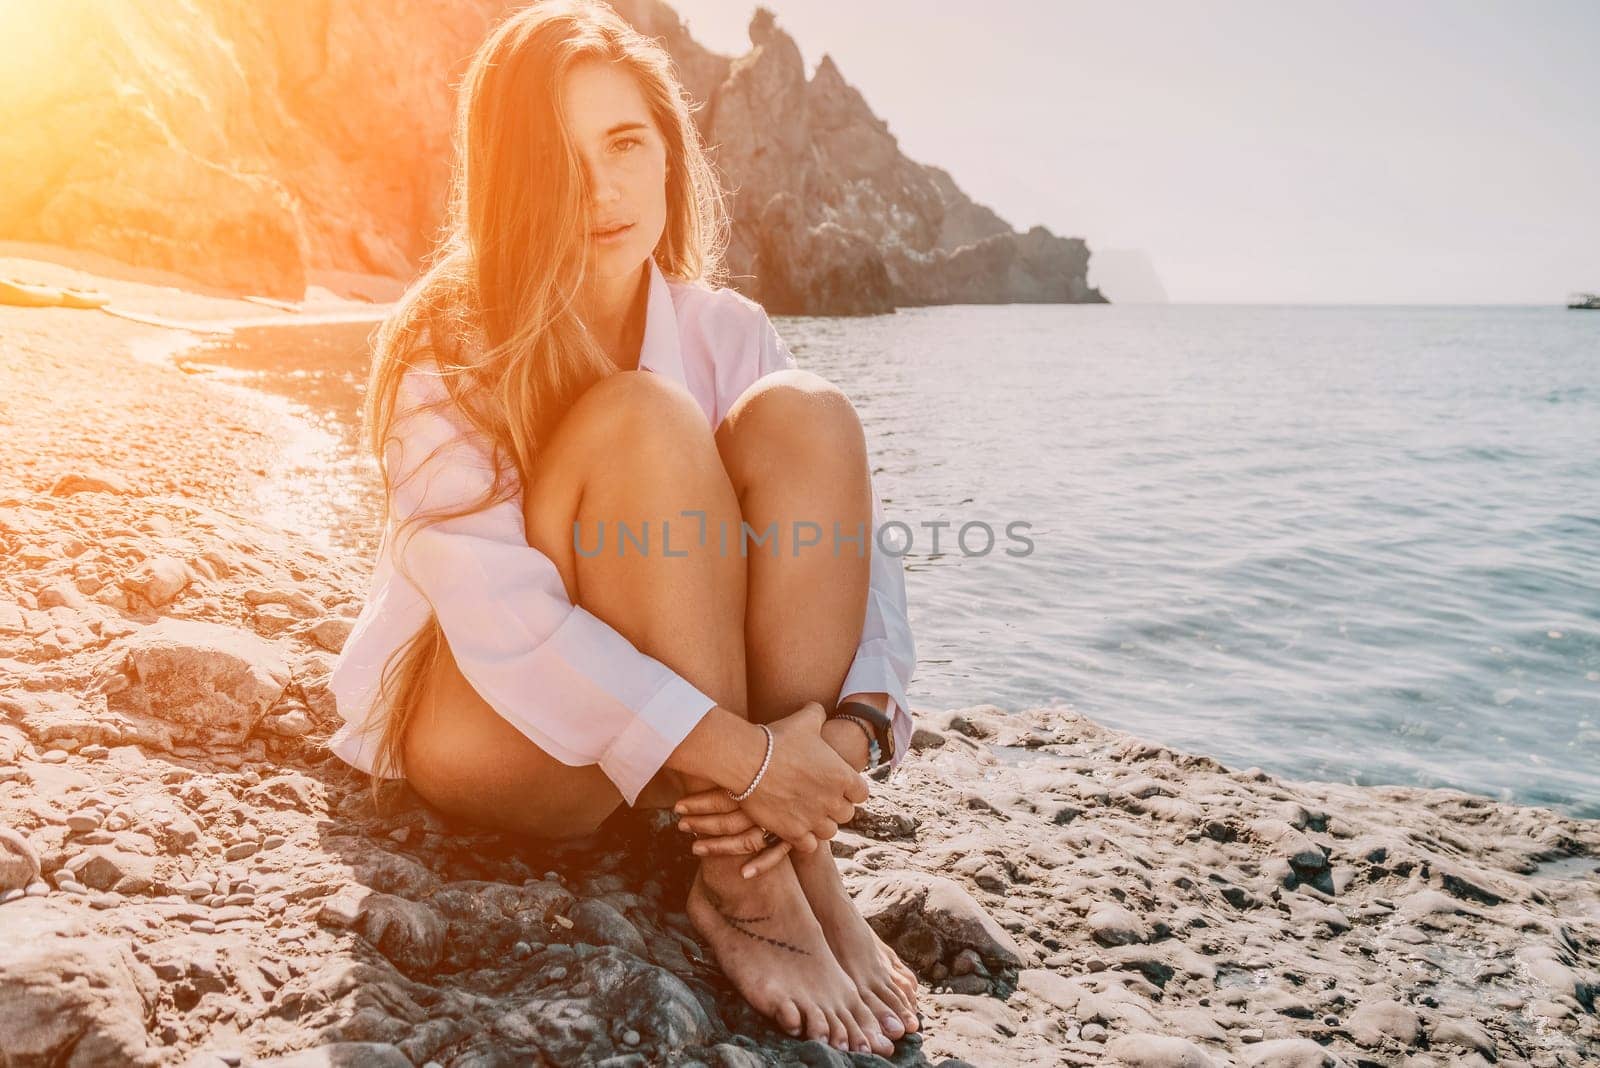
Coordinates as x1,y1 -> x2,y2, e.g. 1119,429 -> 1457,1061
1569,292 -> 1600,310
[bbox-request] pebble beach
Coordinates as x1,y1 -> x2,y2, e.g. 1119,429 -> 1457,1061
2,253 -> 1598,1067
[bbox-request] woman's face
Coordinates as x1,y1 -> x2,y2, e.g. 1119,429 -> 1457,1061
560,60 -> 669,283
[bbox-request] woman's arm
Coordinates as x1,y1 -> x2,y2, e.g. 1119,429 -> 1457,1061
753,314 -> 918,769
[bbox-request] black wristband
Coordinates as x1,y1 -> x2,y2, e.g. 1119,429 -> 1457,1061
832,700 -> 894,763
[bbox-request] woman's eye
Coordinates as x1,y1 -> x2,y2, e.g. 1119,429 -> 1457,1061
613,137 -> 640,153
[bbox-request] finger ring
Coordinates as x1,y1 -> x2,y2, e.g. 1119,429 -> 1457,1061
761,829 -> 779,846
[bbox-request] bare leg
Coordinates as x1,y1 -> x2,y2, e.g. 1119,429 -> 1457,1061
402,370 -> 745,834
401,371 -> 882,1050
716,369 -> 922,1040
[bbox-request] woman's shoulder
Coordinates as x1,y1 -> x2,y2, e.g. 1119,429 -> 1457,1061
667,276 -> 774,342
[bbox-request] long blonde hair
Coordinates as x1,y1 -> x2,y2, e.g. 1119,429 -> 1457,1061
350,0 -> 729,782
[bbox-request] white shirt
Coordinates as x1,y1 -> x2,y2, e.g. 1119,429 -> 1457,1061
327,257 -> 917,804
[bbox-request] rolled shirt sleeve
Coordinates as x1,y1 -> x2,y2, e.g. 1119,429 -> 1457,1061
385,365 -> 718,805
837,488 -> 918,771
754,315 -> 918,770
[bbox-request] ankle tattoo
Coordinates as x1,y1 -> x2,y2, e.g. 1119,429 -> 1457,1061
705,885 -> 809,956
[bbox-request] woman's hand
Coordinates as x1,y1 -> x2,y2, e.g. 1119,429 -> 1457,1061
674,787 -> 790,878
671,700 -> 863,855
743,701 -> 870,853
676,703 -> 874,877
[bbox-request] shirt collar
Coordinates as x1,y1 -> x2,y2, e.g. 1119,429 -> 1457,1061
636,257 -> 687,389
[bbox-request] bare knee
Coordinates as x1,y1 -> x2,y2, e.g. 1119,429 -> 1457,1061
525,369 -> 721,563
719,368 -> 867,478
567,369 -> 713,460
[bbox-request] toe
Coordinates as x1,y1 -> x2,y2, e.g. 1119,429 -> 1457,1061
860,988 -> 904,1039
802,1005 -> 830,1044
828,1011 -> 851,1051
840,1010 -> 871,1055
852,1003 -> 894,1056
774,998 -> 802,1037
873,969 -> 913,1015
893,963 -> 921,1006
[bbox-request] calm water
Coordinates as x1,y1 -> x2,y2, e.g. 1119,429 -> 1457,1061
186,305 -> 1600,817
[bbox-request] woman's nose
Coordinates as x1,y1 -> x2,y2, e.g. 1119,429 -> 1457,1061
589,169 -> 621,207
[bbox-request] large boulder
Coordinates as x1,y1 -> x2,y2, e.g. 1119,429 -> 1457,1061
856,871 -> 1026,976
0,826 -> 41,892
0,904 -> 162,1066
104,617 -> 291,744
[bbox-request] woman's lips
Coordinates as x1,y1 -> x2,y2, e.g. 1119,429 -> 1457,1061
593,222 -> 634,244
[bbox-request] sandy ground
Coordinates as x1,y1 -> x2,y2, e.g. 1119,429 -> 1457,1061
1,250 -> 1598,1067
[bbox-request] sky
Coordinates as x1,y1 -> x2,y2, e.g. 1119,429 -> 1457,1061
667,0 -> 1599,305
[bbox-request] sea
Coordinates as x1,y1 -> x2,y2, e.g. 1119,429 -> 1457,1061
179,303 -> 1600,818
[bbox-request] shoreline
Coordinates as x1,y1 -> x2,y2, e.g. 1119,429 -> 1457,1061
1,251 -> 1597,1066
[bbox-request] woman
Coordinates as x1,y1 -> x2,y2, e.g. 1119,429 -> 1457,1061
326,0 -> 919,1056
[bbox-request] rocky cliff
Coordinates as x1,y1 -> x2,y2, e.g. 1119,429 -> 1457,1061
0,3 -> 508,301
0,2 -> 1101,313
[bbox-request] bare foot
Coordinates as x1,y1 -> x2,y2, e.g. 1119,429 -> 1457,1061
688,855 -> 893,1056
791,844 -> 922,1040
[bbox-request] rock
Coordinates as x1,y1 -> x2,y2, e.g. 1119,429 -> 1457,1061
105,618 -> 290,744
590,957 -> 712,1050
1249,818 -> 1328,872
1105,1033 -> 1217,1067
329,837 -> 441,898
65,809 -> 104,833
1240,1039 -> 1342,1067
121,555 -> 192,607
255,1044 -> 412,1067
253,602 -> 299,635
318,887 -> 371,929
243,587 -> 323,616
50,471 -> 135,496
265,708 -> 314,737
0,827 -> 41,892
1088,902 -> 1148,946
64,847 -> 156,895
357,893 -> 447,975
0,906 -> 161,1065
1345,998 -> 1421,1048
856,872 -> 1026,975
309,616 -> 354,652
1430,1017 -> 1496,1058
951,947 -> 986,977
570,899 -> 648,960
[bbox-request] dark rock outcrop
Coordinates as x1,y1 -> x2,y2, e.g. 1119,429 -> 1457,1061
616,1 -> 1105,313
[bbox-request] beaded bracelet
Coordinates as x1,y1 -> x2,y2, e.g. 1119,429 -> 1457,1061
833,699 -> 895,766
834,713 -> 882,771
728,723 -> 774,802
